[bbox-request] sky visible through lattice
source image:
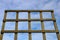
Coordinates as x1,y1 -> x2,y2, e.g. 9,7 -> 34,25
0,0 -> 60,40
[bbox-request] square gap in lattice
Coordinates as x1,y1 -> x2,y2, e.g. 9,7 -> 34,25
32,33 -> 43,40
18,12 -> 28,19
2,33 -> 14,40
31,21 -> 42,30
4,22 -> 15,30
17,33 -> 28,40
42,12 -> 52,19
18,21 -> 28,30
30,12 -> 40,19
44,21 -> 55,30
6,12 -> 16,19
46,33 -> 58,40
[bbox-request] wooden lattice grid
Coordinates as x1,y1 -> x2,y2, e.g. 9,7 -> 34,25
0,10 -> 60,40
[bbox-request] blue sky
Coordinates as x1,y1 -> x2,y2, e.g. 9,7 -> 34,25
0,0 -> 60,40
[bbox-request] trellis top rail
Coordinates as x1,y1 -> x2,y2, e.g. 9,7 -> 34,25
5,10 -> 54,12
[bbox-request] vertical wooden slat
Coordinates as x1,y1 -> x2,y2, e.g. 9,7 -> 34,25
2,11 -> 7,30
16,12 -> 18,30
28,11 -> 31,30
4,11 -> 7,21
41,22 -> 46,40
28,11 -> 32,40
51,11 -> 55,19
40,11 -> 46,40
54,21 -> 58,31
0,31 -> 1,39
56,32 -> 60,40
51,11 -> 60,40
1,22 -> 5,40
51,11 -> 58,32
29,33 -> 31,40
0,34 -> 1,40
59,33 -> 60,40
54,21 -> 60,40
14,12 -> 18,40
1,11 -> 7,40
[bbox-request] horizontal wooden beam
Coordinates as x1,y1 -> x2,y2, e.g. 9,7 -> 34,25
1,30 -> 59,33
3,19 -> 56,22
5,10 -> 54,12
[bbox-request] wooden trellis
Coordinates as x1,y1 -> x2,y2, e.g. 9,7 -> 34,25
0,10 -> 60,40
